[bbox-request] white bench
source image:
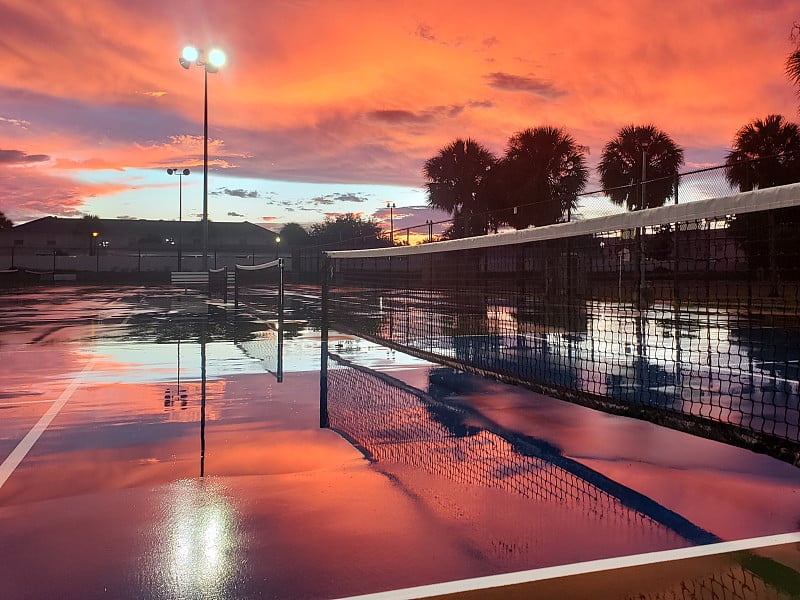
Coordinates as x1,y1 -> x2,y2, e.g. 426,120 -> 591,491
170,271 -> 209,288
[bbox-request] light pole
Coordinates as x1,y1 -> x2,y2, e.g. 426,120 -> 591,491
179,46 -> 226,271
640,140 -> 650,210
167,168 -> 190,270
387,202 -> 395,246
274,235 -> 281,259
425,219 -> 433,243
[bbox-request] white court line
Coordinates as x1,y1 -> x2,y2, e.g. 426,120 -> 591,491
333,531 -> 800,600
0,298 -> 130,490
0,358 -> 98,490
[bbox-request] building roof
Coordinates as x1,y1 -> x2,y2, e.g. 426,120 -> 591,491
3,217 -> 278,250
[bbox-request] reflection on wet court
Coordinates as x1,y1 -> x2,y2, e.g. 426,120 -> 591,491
0,286 -> 799,599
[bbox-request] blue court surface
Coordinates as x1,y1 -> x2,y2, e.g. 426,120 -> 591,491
1,286 -> 798,599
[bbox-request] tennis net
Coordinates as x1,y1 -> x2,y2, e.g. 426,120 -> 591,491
234,258 -> 284,318
324,183 -> 800,464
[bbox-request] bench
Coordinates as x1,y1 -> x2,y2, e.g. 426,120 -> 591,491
170,271 -> 209,288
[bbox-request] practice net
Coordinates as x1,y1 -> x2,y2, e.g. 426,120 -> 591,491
234,258 -> 284,319
324,184 -> 800,464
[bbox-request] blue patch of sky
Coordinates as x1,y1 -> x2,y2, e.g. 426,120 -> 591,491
76,169 -> 430,227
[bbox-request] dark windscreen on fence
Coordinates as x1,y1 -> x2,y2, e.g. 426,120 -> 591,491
324,184 -> 800,464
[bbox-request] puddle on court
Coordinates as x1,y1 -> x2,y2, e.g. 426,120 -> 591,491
0,287 -> 799,599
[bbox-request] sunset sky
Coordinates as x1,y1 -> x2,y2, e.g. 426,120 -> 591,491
1,0 -> 798,233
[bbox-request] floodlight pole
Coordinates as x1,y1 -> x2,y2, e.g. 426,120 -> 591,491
203,68 -> 209,271
167,168 -> 190,270
180,46 -> 225,272
388,202 -> 395,245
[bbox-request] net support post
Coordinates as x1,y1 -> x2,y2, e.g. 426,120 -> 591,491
277,258 -> 284,382
319,253 -> 330,428
223,266 -> 228,304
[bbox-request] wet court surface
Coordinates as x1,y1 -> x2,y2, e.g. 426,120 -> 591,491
1,286 -> 799,599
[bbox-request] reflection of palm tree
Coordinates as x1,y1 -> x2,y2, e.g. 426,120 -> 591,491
724,114 -> 800,191
598,124 -> 684,211
423,138 -> 497,238
0,211 -> 12,230
493,126 -> 588,228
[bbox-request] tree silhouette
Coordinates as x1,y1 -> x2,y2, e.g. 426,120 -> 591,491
788,48 -> 800,95
489,126 -> 588,228
724,114 -> 800,191
0,211 -> 12,230
787,22 -> 800,102
309,214 -> 387,249
724,115 -> 800,277
279,222 -> 311,250
423,138 -> 497,238
598,124 -> 684,211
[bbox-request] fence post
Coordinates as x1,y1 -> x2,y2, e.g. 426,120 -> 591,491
674,173 -> 679,205
234,267 -> 239,308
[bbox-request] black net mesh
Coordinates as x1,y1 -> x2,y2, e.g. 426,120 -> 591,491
234,259 -> 284,318
325,354 -> 799,597
326,191 -> 800,463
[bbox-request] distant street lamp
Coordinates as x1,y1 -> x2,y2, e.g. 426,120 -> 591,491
179,45 -> 226,271
274,235 -> 281,259
167,168 -> 190,270
426,219 -> 433,243
387,202 -> 395,245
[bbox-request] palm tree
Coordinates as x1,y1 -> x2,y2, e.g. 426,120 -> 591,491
725,115 -> 800,279
0,212 -> 12,230
598,125 -> 684,211
423,138 -> 497,238
724,114 -> 800,191
490,126 -> 588,228
787,46 -> 800,96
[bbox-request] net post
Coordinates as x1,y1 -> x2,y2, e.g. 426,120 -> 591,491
277,258 -> 285,382
223,266 -> 228,304
278,258 -> 285,323
320,253 -> 330,428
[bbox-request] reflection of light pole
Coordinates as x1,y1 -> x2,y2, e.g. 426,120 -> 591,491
167,168 -> 190,270
274,235 -> 281,259
92,231 -> 99,272
179,46 -> 226,271
425,219 -> 433,242
387,202 -> 395,245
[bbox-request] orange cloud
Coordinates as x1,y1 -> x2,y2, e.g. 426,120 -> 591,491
1,0 -> 798,220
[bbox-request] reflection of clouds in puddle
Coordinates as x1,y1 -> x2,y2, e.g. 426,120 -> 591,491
330,335 -> 433,371
147,479 -> 243,597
